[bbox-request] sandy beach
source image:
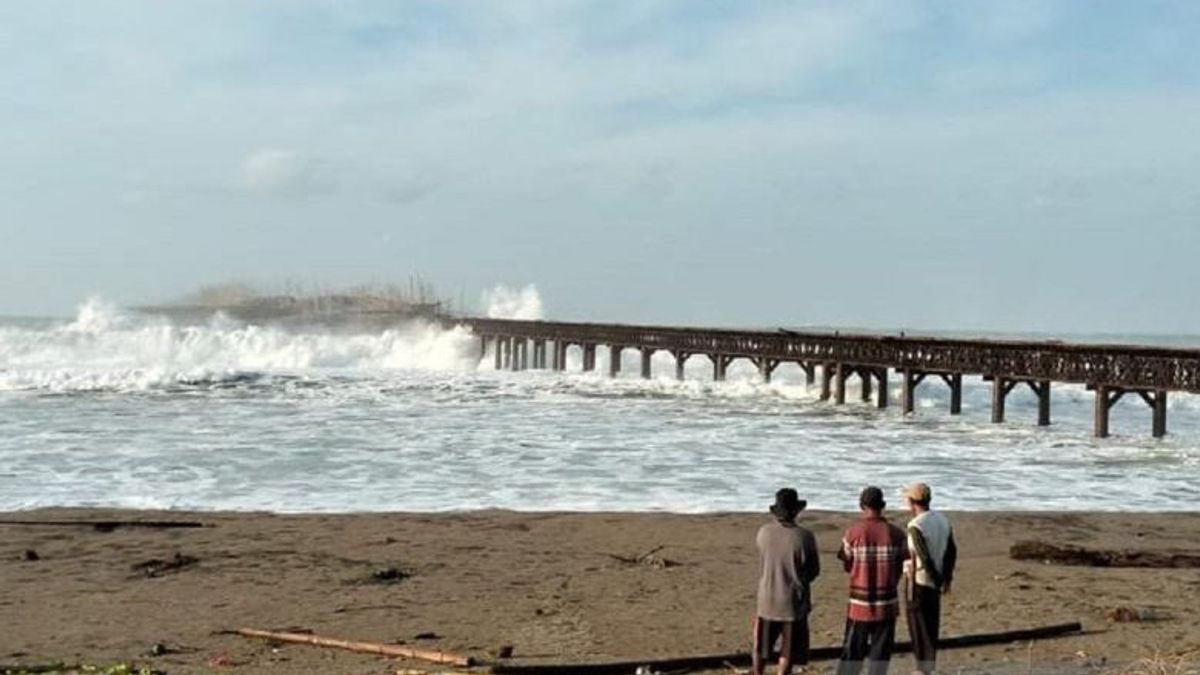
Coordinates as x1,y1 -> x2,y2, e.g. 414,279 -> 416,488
3,509 -> 1198,674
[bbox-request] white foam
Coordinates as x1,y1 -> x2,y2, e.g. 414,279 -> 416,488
0,298 -> 480,392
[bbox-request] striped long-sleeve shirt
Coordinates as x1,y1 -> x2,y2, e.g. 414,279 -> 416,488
838,514 -> 908,622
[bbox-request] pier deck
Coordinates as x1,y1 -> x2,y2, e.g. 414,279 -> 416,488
459,318 -> 1200,438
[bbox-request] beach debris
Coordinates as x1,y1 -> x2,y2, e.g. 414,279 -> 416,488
487,622 -> 1083,675
491,645 -> 514,659
606,545 -> 681,569
22,549 -> 40,562
1011,541 -> 1200,568
414,632 -> 442,641
234,628 -> 475,668
370,567 -> 413,584
1107,606 -> 1170,623
0,519 -> 207,532
131,552 -> 199,578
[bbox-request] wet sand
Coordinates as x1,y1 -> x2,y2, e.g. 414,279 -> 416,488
3,509 -> 1199,674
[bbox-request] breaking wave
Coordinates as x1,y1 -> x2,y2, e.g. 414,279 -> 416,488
0,297 -> 481,392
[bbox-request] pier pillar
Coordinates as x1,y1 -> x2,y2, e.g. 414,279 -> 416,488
494,337 -> 503,370
582,344 -> 597,372
512,339 -> 525,371
710,354 -> 732,382
640,348 -> 654,379
820,363 -> 833,401
754,358 -> 780,383
860,369 -> 873,402
834,363 -> 847,405
901,370 -> 926,415
801,362 -> 815,389
532,340 -> 546,369
674,352 -> 690,380
1136,389 -> 1169,438
1026,380 -> 1051,426
990,376 -> 1017,423
1092,385 -> 1124,438
1152,390 -> 1168,438
947,374 -> 963,415
551,342 -> 564,371
609,345 -> 623,377
480,335 -> 490,362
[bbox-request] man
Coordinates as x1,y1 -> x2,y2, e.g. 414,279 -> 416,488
753,488 -> 821,675
836,486 -> 907,675
901,482 -> 957,675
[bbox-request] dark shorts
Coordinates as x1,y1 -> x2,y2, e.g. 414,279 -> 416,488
753,615 -> 810,665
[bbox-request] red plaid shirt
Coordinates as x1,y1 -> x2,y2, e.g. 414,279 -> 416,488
839,514 -> 908,622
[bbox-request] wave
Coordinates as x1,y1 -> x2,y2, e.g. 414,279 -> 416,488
0,297 -> 482,392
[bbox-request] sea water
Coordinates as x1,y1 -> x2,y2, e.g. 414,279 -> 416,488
1,298 -> 1198,513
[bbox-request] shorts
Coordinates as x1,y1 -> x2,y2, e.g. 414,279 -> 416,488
753,614 -> 810,665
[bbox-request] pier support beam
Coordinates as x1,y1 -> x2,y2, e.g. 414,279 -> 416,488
901,369 -> 927,415
801,362 -> 815,389
1093,385 -> 1122,438
494,337 -> 503,370
640,348 -> 655,379
709,354 -> 733,382
552,342 -> 567,371
1091,386 -> 1169,438
673,352 -> 690,380
989,376 -> 1018,423
937,373 -> 963,415
1027,380 -> 1051,426
583,344 -> 598,372
532,340 -> 546,369
876,368 -> 889,409
752,358 -> 780,383
859,368 -> 873,402
834,363 -> 847,405
820,363 -> 833,401
609,345 -> 623,377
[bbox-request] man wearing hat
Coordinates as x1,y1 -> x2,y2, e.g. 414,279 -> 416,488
753,488 -> 821,675
836,486 -> 907,675
901,482 -> 957,675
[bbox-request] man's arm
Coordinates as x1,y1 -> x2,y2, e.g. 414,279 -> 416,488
836,536 -> 853,572
907,525 -> 942,588
803,531 -> 821,583
942,528 -> 958,592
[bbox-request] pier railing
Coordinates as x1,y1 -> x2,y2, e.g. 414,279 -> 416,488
459,317 -> 1200,438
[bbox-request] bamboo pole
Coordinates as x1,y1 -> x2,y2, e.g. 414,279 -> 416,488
235,628 -> 475,668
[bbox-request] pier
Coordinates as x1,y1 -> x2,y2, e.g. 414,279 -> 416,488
460,318 -> 1200,438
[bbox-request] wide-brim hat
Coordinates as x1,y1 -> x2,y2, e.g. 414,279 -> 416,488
769,488 -> 807,518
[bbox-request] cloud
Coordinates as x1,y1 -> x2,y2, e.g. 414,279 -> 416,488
235,149 -> 335,197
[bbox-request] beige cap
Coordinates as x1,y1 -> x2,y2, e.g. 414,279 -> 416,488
901,482 -> 932,503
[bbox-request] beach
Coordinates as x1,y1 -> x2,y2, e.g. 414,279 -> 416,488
4,508 -> 1198,674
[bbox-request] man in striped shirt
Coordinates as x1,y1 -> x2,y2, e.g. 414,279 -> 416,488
835,486 -> 908,675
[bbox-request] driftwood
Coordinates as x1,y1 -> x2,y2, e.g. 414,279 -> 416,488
606,545 -> 681,569
235,628 -> 475,668
1011,540 -> 1200,568
0,519 -> 207,532
488,622 -> 1083,675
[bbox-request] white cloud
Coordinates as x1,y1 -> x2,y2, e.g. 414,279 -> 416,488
236,149 -> 335,197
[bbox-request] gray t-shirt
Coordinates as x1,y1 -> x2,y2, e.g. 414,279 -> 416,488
756,519 -> 821,621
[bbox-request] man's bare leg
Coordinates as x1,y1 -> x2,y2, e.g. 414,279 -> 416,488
776,621 -> 794,675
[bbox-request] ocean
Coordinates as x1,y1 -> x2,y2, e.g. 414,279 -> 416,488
1,298 -> 1198,513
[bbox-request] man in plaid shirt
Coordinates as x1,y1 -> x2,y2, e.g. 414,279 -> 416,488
835,486 -> 908,675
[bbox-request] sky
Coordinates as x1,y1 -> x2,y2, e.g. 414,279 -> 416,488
2,1 -> 1199,333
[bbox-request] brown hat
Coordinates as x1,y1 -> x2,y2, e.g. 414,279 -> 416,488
900,482 -> 932,504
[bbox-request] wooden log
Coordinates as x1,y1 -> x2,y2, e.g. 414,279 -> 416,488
488,622 -> 1082,675
235,628 -> 475,667
1011,541 -> 1200,568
